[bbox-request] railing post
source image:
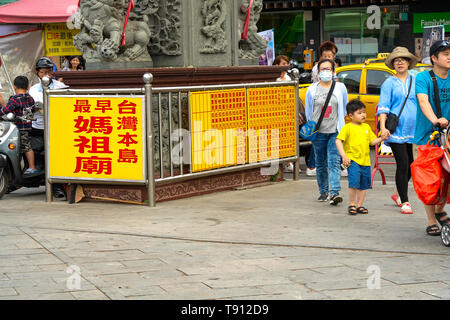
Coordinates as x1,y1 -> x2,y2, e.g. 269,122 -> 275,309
42,76 -> 53,202
292,69 -> 300,181
144,73 -> 156,207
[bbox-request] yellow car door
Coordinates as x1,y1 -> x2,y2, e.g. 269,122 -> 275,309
335,67 -> 362,121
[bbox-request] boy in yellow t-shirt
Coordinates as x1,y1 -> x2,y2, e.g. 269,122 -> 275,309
335,100 -> 387,215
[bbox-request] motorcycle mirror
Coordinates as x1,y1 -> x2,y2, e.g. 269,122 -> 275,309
35,102 -> 43,110
6,113 -> 14,120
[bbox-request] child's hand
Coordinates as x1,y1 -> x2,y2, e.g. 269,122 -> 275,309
342,155 -> 351,168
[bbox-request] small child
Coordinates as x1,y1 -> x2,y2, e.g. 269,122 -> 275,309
335,99 -> 387,215
0,76 -> 37,175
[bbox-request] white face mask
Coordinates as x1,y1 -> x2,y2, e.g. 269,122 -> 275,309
319,70 -> 333,82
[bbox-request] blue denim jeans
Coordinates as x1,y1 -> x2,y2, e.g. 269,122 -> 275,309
312,132 -> 341,196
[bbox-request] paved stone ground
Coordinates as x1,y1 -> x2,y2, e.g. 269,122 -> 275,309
0,154 -> 449,300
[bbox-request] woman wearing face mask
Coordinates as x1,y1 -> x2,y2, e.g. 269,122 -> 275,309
305,59 -> 348,205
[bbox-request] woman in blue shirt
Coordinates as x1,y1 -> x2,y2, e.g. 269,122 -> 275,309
378,47 -> 419,214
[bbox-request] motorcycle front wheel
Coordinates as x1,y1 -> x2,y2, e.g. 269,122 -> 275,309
0,169 -> 9,199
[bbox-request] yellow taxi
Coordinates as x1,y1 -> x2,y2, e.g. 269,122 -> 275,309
299,53 -> 432,131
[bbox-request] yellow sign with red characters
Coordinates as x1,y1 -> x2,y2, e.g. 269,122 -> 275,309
48,96 -> 146,183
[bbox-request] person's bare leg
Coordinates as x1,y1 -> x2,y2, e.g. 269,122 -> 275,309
356,189 -> 367,208
25,150 -> 36,170
349,188 -> 357,206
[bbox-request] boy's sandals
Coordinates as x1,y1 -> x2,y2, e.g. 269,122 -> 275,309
24,168 -> 38,176
401,203 -> 413,214
356,206 -> 369,214
426,224 -> 441,236
391,194 -> 402,207
435,212 -> 450,227
348,205 -> 357,215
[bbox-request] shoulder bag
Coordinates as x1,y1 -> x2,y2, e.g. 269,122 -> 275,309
299,81 -> 336,141
379,75 -> 412,133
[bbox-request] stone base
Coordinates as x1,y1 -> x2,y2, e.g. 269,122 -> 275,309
67,166 -> 284,205
86,60 -> 153,70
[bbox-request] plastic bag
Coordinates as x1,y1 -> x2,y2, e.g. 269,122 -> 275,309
411,143 -> 449,205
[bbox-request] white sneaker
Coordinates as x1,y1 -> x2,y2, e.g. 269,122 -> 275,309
341,168 -> 348,177
283,162 -> 294,173
306,168 -> 316,176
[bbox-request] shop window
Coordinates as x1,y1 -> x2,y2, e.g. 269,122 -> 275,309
337,70 -> 361,94
258,12 -> 305,60
366,70 -> 391,95
323,7 -> 401,65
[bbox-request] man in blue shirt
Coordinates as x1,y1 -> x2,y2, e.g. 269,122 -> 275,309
415,40 -> 450,236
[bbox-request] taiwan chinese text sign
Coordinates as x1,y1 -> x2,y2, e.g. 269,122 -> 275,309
44,23 -> 81,57
48,96 -> 146,183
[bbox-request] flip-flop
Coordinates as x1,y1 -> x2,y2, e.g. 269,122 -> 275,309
24,168 -> 38,175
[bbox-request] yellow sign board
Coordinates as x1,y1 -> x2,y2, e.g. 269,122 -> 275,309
44,23 -> 81,57
189,86 -> 297,173
190,89 -> 247,172
48,96 -> 146,183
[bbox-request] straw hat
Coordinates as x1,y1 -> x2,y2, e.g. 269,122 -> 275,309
385,47 -> 419,70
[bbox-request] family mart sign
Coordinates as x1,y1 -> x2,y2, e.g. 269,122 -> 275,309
413,12 -> 450,33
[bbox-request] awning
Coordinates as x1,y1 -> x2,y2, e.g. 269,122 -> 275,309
0,0 -> 78,23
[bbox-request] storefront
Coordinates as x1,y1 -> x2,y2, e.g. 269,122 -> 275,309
322,6 -> 402,64
258,11 -> 306,61
260,0 -> 448,67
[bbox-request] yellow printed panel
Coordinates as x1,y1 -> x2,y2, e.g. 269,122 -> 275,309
247,87 -> 296,162
190,90 -> 247,172
44,23 -> 81,57
49,96 -> 146,182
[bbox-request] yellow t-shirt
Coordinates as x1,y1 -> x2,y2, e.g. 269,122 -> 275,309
336,123 -> 377,166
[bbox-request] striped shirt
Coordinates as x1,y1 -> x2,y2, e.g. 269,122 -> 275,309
0,94 -> 36,130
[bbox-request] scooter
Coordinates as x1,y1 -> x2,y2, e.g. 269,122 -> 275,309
0,108 -> 46,198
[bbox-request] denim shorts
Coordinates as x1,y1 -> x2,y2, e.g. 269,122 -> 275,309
347,161 -> 371,190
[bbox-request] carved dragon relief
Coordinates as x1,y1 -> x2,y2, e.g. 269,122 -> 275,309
200,0 -> 227,54
71,0 -> 266,63
72,0 -> 182,62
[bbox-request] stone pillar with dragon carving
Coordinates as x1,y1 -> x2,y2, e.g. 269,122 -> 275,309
71,0 -> 267,68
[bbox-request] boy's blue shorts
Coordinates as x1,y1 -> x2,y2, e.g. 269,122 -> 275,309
347,161 -> 371,190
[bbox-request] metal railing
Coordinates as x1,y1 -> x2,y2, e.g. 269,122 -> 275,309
42,71 -> 301,207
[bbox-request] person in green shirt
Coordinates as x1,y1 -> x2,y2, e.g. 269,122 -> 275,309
336,100 -> 388,215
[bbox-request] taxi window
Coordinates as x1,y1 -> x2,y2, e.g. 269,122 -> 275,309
366,70 -> 391,95
337,70 -> 361,94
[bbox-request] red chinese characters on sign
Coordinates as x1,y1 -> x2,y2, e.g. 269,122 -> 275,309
74,100 -> 91,113
74,156 -> 112,175
74,136 -> 113,154
118,149 -> 138,163
117,116 -> 138,131
74,116 -> 113,135
118,100 -> 137,114
96,100 -> 113,113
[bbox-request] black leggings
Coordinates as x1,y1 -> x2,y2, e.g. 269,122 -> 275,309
389,143 -> 414,203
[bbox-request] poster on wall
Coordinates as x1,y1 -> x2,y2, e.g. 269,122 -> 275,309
421,25 -> 444,64
258,29 -> 275,66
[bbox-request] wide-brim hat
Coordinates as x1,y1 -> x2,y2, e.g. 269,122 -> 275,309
385,47 -> 419,70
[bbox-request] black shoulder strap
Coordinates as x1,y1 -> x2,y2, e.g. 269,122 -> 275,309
316,80 -> 336,129
397,75 -> 413,119
429,70 -> 442,118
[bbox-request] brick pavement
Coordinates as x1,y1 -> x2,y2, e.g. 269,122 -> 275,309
0,157 -> 449,300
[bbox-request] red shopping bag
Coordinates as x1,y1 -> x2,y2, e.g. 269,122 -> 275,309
411,143 -> 449,205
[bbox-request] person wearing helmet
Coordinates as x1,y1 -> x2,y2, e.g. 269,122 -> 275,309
414,40 -> 450,236
29,57 -> 68,199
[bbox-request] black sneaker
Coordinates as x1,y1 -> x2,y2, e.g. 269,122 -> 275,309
317,193 -> 328,202
329,194 -> 343,206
